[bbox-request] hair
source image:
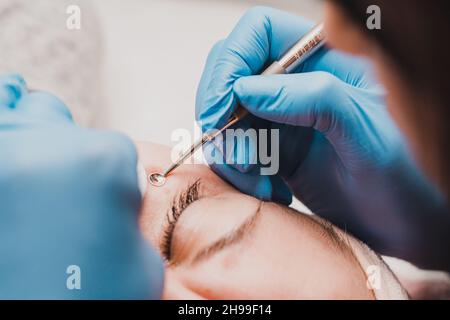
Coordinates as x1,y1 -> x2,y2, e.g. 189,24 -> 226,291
328,0 -> 450,198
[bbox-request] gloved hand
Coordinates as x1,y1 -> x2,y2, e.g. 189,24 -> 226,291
196,7 -> 450,271
0,74 -> 163,299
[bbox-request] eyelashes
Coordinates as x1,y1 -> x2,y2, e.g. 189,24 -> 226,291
161,179 -> 201,262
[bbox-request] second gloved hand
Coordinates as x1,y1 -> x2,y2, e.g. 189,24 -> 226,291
0,74 -> 163,299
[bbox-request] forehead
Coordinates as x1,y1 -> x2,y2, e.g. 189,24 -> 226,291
135,141 -> 231,191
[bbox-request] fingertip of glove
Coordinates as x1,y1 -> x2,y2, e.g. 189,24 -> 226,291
233,77 -> 250,96
270,177 -> 293,206
0,74 -> 28,108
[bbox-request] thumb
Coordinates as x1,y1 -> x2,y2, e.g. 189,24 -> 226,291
233,72 -> 348,134
0,74 -> 28,108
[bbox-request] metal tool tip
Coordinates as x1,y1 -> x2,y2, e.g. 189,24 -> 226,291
148,172 -> 166,187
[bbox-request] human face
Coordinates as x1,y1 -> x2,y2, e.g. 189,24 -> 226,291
136,142 -> 373,299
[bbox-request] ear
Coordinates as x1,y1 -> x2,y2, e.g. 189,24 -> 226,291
324,2 -> 374,56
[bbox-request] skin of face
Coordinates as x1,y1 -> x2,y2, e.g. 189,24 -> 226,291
324,2 -> 421,162
136,142 -> 373,299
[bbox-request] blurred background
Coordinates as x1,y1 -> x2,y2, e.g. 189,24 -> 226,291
0,0 -> 323,145
94,0 -> 323,144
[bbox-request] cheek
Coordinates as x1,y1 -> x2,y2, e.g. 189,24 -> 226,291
167,212 -> 314,299
324,2 -> 370,56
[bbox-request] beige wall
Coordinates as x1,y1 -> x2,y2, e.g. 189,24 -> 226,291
92,0 -> 323,144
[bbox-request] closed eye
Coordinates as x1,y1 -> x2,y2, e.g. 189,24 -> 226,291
160,179 -> 201,262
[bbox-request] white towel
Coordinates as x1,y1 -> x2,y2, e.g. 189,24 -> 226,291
331,225 -> 409,300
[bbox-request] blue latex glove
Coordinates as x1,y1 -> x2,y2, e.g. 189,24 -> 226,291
196,7 -> 450,271
0,74 -> 163,299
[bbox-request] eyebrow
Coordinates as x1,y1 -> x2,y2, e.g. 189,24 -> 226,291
189,201 -> 263,266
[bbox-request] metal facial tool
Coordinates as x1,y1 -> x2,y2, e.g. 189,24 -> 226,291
153,23 -> 326,182
148,172 -> 166,187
